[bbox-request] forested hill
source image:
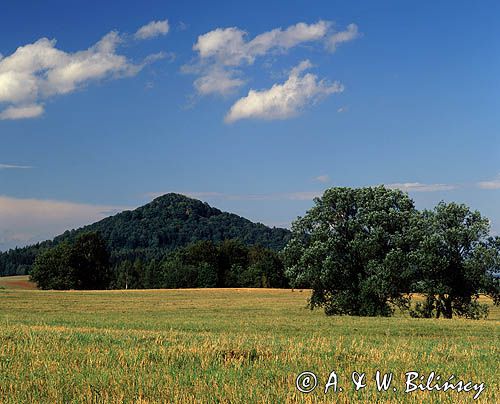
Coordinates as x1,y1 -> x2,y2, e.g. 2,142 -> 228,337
0,193 -> 291,276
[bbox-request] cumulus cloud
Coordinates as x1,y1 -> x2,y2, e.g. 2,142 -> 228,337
225,60 -> 343,122
135,20 -> 170,40
188,20 -> 357,96
0,24 -> 165,120
327,23 -> 360,52
386,182 -> 458,192
194,21 -> 330,66
194,67 -> 245,96
0,195 -> 129,250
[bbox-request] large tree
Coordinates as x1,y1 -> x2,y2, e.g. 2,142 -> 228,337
410,202 -> 500,319
283,186 -> 417,316
30,232 -> 110,290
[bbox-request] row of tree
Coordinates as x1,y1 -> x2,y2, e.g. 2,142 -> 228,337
283,187 -> 500,319
30,236 -> 287,290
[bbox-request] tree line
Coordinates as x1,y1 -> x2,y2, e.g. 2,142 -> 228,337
31,236 -> 287,290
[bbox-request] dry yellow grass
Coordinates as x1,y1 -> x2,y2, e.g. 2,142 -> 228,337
0,288 -> 498,403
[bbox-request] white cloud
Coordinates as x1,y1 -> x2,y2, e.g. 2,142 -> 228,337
0,24 -> 165,120
0,195 -> 129,250
337,106 -> 348,113
135,20 -> 170,40
0,104 -> 43,120
225,60 -> 343,122
327,23 -> 360,52
193,21 -> 330,66
194,67 -> 245,96
0,163 -> 32,169
385,182 -> 457,192
477,178 -> 500,190
189,20 -> 357,96
314,174 -> 330,183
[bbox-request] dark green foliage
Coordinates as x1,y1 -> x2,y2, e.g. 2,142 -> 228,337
0,193 -> 291,276
158,240 -> 287,289
30,232 -> 110,290
283,186 -> 417,317
0,241 -> 52,276
409,202 -> 500,319
284,187 -> 500,319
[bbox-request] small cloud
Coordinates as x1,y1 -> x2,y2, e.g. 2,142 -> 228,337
385,182 -> 458,192
194,67 -> 245,96
193,21 -> 330,66
177,21 -> 189,31
0,163 -> 32,169
314,174 -> 330,183
337,106 -> 348,113
0,104 -> 44,120
477,176 -> 500,190
327,23 -> 360,52
225,60 -> 343,123
135,20 -> 170,40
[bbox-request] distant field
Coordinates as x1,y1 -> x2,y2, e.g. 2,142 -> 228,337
0,289 -> 498,403
0,275 -> 36,290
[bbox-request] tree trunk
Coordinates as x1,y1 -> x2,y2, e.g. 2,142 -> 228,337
442,295 -> 453,319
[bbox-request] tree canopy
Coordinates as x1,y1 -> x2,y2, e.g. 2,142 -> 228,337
284,186 -> 500,318
30,232 -> 110,290
409,202 -> 500,319
111,239 -> 287,290
284,186 -> 417,316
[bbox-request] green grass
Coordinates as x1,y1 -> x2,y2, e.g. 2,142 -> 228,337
0,288 -> 498,403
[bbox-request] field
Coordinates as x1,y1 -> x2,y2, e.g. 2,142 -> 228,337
0,275 -> 37,290
0,282 -> 498,403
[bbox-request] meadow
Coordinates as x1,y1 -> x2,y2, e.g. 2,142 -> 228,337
0,278 -> 498,403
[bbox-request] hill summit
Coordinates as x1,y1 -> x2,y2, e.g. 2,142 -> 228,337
0,193 -> 291,276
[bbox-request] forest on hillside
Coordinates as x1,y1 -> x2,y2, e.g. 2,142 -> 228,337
0,193 -> 291,276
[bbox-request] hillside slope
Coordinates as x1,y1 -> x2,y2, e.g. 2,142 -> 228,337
0,193 -> 291,275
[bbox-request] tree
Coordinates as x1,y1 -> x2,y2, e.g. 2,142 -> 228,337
248,245 -> 287,288
283,186 -> 417,316
217,239 -> 248,287
69,232 -> 111,289
410,202 -> 500,319
30,242 -> 74,289
30,232 -> 110,290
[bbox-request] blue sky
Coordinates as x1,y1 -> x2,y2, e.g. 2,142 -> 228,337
1,0 -> 499,250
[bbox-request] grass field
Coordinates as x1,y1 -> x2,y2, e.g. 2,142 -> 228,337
0,283 -> 498,403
